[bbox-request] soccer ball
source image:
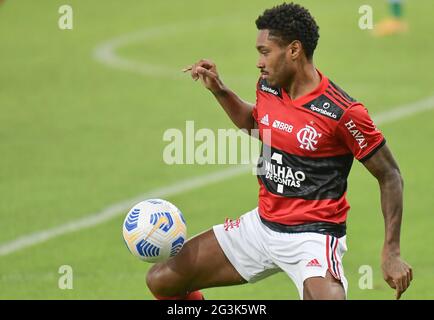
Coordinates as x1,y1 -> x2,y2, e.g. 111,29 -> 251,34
122,199 -> 187,263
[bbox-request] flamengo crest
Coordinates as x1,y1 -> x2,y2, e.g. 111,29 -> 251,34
297,125 -> 322,151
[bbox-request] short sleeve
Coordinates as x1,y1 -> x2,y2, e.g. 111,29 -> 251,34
336,103 -> 385,162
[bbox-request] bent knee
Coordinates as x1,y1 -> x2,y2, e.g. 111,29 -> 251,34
303,273 -> 346,300
146,264 -> 187,298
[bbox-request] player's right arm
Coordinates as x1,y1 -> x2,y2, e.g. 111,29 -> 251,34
336,103 -> 413,299
184,59 -> 257,132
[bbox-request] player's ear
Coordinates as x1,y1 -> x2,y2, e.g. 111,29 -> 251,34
287,40 -> 302,60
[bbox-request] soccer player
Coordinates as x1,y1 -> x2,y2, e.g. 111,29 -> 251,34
373,0 -> 408,37
146,3 -> 412,300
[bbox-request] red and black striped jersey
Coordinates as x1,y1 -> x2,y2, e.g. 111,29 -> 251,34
252,70 -> 385,225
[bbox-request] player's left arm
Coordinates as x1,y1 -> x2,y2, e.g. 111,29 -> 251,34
362,144 -> 413,300
336,102 -> 413,299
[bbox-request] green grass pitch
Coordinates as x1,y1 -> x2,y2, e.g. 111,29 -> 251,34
0,0 -> 433,299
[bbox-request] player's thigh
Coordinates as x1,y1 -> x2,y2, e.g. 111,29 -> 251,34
147,229 -> 246,293
303,271 -> 346,300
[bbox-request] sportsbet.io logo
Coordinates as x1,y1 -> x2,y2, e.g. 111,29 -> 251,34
260,84 -> 279,96
309,104 -> 338,119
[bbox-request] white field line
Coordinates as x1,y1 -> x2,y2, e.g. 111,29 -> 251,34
1,95 -> 433,257
93,20 -> 254,82
373,95 -> 434,125
93,24 -> 186,80
0,165 -> 250,256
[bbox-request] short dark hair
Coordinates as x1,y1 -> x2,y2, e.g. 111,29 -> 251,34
255,2 -> 320,59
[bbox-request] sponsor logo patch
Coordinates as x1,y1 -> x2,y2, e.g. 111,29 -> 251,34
344,119 -> 368,149
258,79 -> 282,98
260,84 -> 279,96
272,119 -> 293,133
309,104 -> 338,119
302,96 -> 344,120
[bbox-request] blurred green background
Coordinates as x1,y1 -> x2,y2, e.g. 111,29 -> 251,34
0,0 -> 433,299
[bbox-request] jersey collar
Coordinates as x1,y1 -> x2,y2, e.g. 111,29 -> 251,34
282,69 -> 329,106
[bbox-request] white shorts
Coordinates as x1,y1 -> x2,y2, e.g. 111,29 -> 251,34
213,208 -> 348,299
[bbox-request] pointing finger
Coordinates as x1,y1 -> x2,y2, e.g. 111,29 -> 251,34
401,274 -> 409,296
394,279 -> 403,300
182,66 -> 193,73
190,64 -> 199,80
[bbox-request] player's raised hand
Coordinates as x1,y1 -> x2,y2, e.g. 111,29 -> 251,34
381,253 -> 413,300
182,59 -> 224,93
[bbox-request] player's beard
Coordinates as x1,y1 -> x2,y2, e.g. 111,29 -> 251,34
268,52 -> 290,88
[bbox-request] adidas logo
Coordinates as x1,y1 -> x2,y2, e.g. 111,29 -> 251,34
260,114 -> 269,126
306,259 -> 322,267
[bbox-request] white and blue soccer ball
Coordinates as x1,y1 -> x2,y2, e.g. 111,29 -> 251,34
122,199 -> 187,263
